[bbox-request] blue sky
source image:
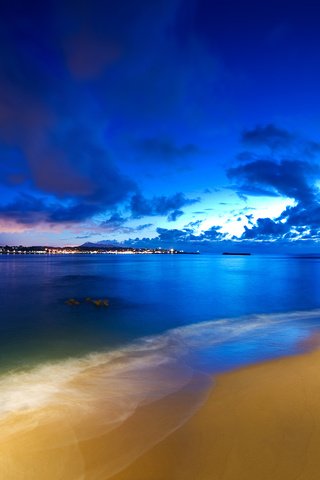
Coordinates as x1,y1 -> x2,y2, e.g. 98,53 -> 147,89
1,0 -> 320,251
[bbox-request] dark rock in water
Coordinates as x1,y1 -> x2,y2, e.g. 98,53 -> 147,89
65,298 -> 80,306
65,297 -> 110,307
85,297 -> 110,307
90,298 -> 109,307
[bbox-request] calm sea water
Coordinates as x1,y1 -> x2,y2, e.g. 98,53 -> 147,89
1,253 -> 320,375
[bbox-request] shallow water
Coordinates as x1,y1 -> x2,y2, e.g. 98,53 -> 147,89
2,253 -> 320,369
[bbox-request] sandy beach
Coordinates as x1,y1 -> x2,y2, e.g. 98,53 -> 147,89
113,348 -> 320,480
2,347 -> 320,479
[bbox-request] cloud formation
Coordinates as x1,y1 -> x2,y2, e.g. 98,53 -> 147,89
167,210 -> 184,222
100,213 -> 128,229
88,222 -> 227,250
228,159 -> 318,202
100,213 -> 153,234
3,2 -> 320,249
130,192 -> 199,220
154,224 -> 225,244
229,124 -> 320,241
242,124 -> 296,151
0,0 -> 220,238
0,193 -> 130,226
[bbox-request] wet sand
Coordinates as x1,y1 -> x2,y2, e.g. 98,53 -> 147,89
0,365 -> 210,480
3,348 -> 320,479
113,348 -> 320,480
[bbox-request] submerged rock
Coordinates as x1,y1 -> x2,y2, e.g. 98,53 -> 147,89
65,298 -> 80,306
91,298 -> 109,307
65,297 -> 109,307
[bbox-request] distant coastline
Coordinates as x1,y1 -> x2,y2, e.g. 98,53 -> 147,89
0,245 -> 200,255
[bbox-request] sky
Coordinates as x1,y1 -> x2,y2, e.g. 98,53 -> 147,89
1,0 -> 320,251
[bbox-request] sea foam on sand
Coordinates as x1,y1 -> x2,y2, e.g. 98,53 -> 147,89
1,309 -> 320,479
0,335 -> 211,479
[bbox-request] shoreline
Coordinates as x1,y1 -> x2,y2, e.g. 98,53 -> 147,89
112,347 -> 320,480
0,355 -> 210,480
2,342 -> 320,478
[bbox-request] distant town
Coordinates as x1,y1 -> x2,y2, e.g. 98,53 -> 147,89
0,245 -> 199,255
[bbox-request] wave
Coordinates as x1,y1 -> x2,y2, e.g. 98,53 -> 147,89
1,308 -> 320,479
1,308 -> 320,422
167,308 -> 320,348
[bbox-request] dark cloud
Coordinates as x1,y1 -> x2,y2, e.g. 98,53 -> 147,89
135,223 -> 153,231
0,0 -> 210,229
0,193 -> 114,225
130,192 -> 199,220
242,124 -> 295,150
245,214 -> 254,224
228,159 -> 318,202
0,194 -> 49,225
34,128 -> 136,202
155,224 -> 225,244
230,126 -> 320,241
0,20 -> 138,225
228,139 -> 320,240
96,223 -> 226,250
3,1 -> 320,250
101,213 -> 128,229
167,209 -> 184,222
202,226 -> 226,240
230,185 -> 280,200
279,203 -> 320,231
238,201 -> 320,242
241,124 -> 320,157
241,218 -> 289,240
240,213 -> 320,241
49,203 -> 103,223
100,213 -> 152,234
64,31 -> 122,80
0,0 -> 221,232
185,219 -> 203,229
155,227 -> 196,243
75,235 -> 92,240
134,138 -> 199,163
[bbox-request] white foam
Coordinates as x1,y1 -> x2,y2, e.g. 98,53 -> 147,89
167,308 -> 320,348
0,308 -> 319,421
1,309 -> 319,479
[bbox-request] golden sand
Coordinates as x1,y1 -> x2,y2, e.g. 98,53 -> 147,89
0,368 -> 209,480
113,349 -> 320,480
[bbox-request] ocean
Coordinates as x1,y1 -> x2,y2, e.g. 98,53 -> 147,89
1,253 -> 320,478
